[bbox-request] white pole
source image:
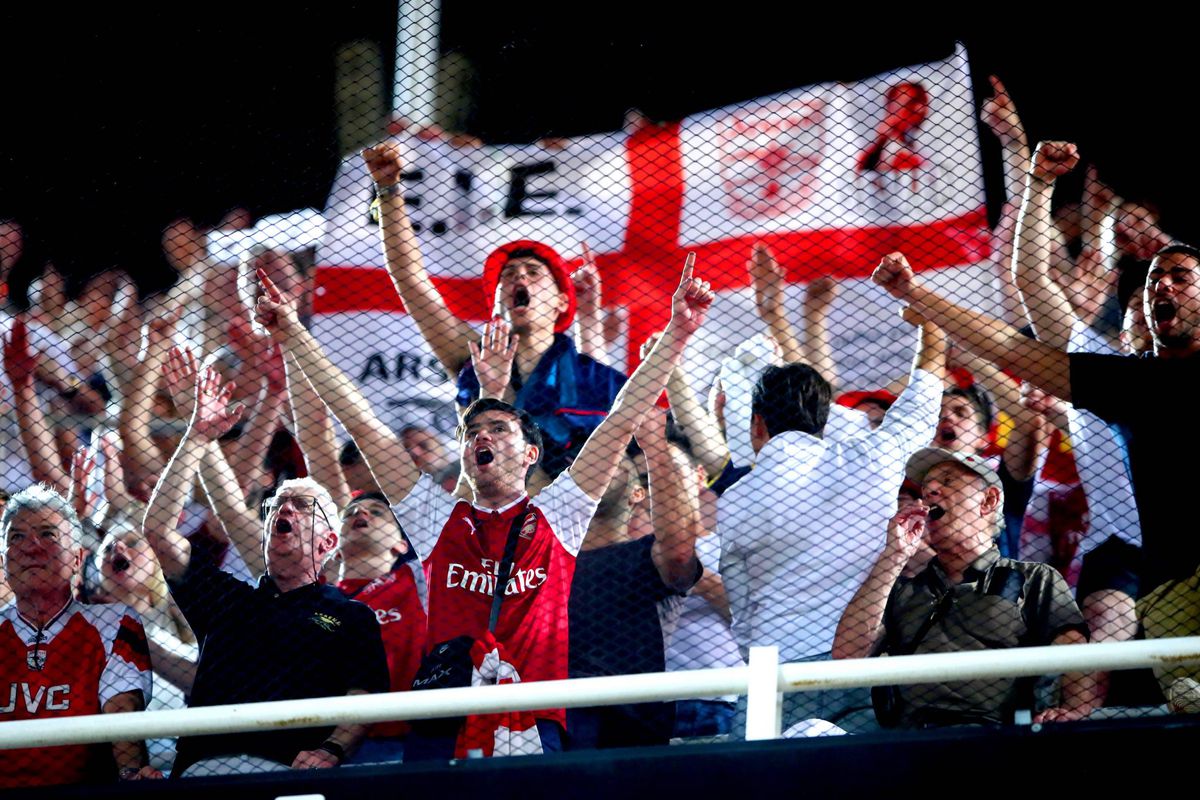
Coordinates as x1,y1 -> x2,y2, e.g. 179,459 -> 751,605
394,0 -> 441,127
1,638 -> 1197,751
745,646 -> 782,741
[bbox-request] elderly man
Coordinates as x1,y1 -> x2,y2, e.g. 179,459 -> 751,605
1,484 -> 159,787
719,258 -> 944,734
143,360 -> 388,778
834,448 -> 1097,726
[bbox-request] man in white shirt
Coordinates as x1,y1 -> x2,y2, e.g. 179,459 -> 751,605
719,253 -> 944,734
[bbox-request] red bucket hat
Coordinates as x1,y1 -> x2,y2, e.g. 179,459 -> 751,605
835,389 -> 898,410
482,240 -> 577,333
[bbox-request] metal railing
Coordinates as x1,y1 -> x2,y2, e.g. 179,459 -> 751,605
2,638 -> 1198,752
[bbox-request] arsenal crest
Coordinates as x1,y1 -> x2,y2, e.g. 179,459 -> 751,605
718,98 -> 827,220
519,512 -> 537,540
27,648 -> 47,671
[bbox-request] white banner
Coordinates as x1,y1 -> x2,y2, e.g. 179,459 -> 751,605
311,43 -> 993,429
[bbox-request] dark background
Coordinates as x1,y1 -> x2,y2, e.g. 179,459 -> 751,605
0,5 -> 1191,298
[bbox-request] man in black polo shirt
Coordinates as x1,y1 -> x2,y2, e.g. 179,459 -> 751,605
834,448 -> 1096,726
871,220 -> 1200,597
144,360 -> 387,777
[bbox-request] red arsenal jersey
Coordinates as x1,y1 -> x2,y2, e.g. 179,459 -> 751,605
394,473 -> 598,726
337,562 -> 427,737
0,600 -> 151,788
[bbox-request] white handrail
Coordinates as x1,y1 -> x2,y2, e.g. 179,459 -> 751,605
1,637 -> 1197,751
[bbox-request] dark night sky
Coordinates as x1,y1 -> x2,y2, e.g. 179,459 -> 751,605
1,6 -> 1195,297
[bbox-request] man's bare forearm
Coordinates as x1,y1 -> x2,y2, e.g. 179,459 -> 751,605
665,367 -> 728,477
286,327 -> 419,502
378,194 -> 475,377
907,284 -> 1071,401
1015,177 -> 1075,349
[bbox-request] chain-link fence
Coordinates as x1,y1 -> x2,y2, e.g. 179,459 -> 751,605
1,18 -> 1197,790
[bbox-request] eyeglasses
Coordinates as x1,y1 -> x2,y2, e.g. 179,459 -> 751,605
263,494 -> 320,514
260,494 -> 333,529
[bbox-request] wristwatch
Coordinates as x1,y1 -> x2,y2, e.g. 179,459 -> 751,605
117,766 -> 142,780
317,739 -> 346,764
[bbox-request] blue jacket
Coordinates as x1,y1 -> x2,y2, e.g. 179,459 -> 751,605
457,334 -> 627,478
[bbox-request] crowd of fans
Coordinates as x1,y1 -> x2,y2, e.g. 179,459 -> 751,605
1,75 -> 1199,787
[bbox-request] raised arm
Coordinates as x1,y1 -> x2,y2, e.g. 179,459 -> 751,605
981,76 -> 1031,222
163,348 -> 266,579
119,312 -> 177,491
198,440 -> 267,578
143,416 -> 202,580
570,254 -> 714,501
1065,167 -> 1122,329
638,410 -> 702,593
97,432 -> 134,519
3,316 -> 67,492
469,317 -> 519,402
219,338 -> 288,496
980,76 -> 1034,328
147,339 -> 265,578
286,350 -> 352,508
573,243 -> 607,363
1014,141 -> 1084,349
255,271 -> 421,503
653,332 -> 730,479
802,277 -> 840,389
146,350 -> 247,580
944,339 -> 1044,481
67,447 -> 100,524
104,277 -> 143,394
833,503 -> 928,660
873,255 -> 1073,401
363,142 -> 477,378
902,303 -> 947,381
750,243 -> 803,363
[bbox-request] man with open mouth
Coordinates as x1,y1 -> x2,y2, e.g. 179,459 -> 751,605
929,379 -> 1041,562
363,143 -> 627,491
257,252 -> 715,757
142,355 -> 389,778
0,484 -> 159,787
834,447 -> 1096,728
330,491 -> 427,765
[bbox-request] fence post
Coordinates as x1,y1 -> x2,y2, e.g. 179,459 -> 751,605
745,645 -> 782,741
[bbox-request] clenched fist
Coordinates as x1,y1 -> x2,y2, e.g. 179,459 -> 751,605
1030,141 -> 1080,183
362,142 -> 405,187
872,252 -> 916,300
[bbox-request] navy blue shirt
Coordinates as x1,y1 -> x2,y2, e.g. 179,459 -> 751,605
457,333 -> 626,478
169,560 -> 389,773
568,535 -> 698,748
